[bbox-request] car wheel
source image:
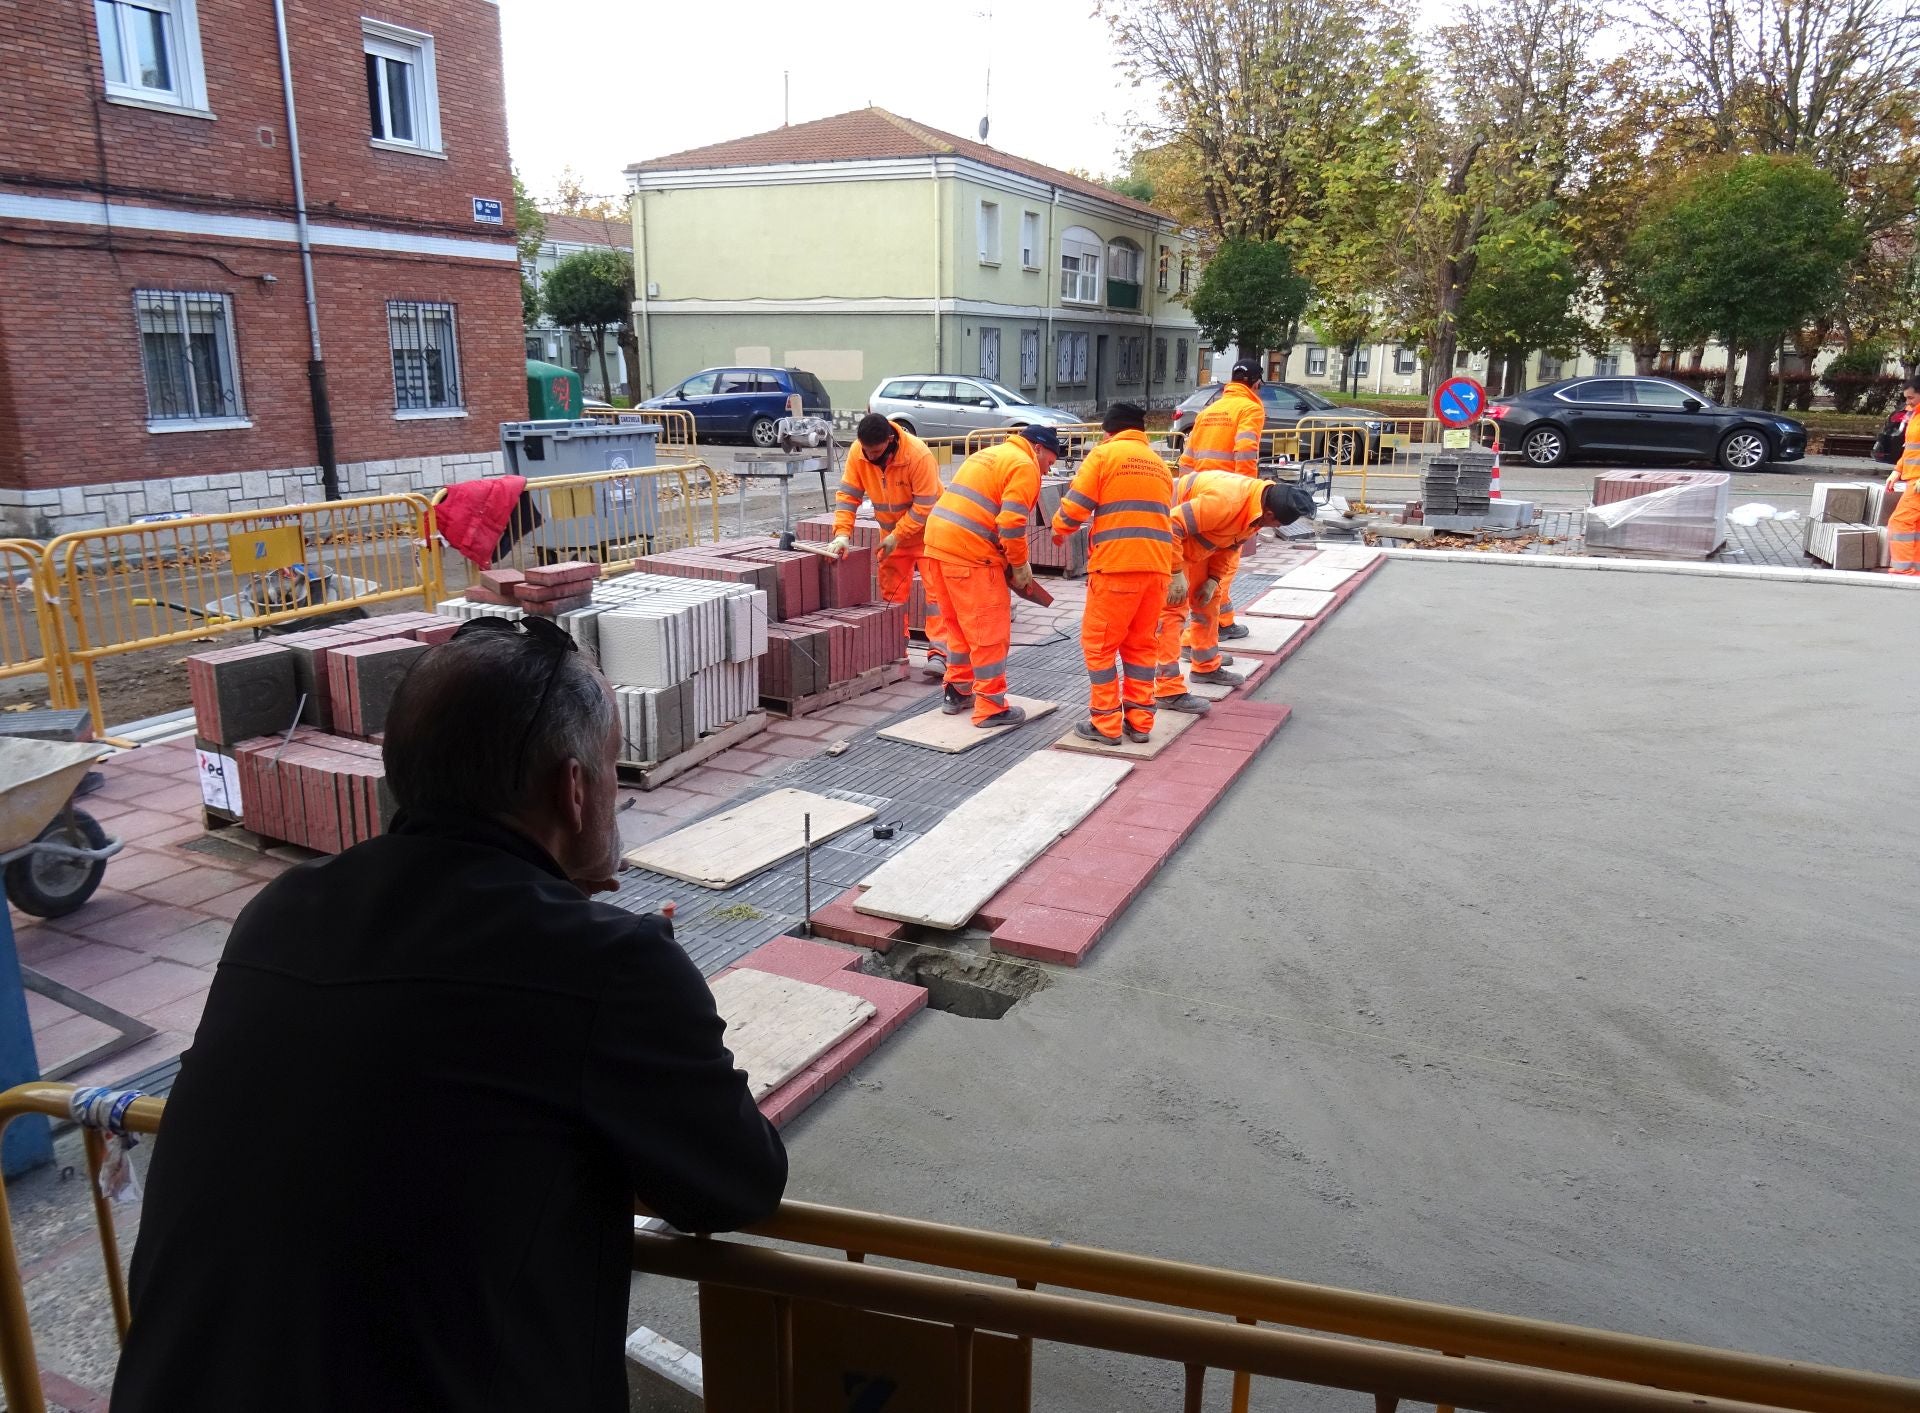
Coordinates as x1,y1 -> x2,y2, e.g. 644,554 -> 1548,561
749,416 -> 780,449
1521,425 -> 1568,467
1717,428 -> 1770,472
894,419 -> 916,436
1328,431 -> 1359,465
1168,431 -> 1185,451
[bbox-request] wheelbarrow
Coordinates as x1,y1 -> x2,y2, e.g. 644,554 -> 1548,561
134,563 -> 380,638
0,737 -> 121,919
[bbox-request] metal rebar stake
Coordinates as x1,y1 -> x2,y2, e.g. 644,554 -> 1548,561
800,812 -> 813,936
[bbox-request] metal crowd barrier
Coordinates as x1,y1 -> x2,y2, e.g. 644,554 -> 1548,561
0,541 -> 70,712
581,406 -> 697,455
0,1083 -> 1913,1413
40,495 -> 444,738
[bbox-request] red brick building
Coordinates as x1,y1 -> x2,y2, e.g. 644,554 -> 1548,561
0,0 -> 524,536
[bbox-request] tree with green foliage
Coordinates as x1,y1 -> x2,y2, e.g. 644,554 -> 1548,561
1628,155 -> 1863,404
541,249 -> 633,402
1187,241 -> 1310,364
1457,207 -> 1589,393
513,171 -> 546,327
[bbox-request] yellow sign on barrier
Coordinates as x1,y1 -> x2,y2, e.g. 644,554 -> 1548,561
224,526 -> 305,575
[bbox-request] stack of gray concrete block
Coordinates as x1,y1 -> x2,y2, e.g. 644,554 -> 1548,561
1421,452 -> 1499,530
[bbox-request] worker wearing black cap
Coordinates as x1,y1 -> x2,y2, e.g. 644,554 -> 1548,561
1178,359 -> 1267,641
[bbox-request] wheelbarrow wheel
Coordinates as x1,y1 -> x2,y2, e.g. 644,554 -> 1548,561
6,810 -> 109,919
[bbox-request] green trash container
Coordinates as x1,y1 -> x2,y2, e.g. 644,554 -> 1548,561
526,359 -> 585,420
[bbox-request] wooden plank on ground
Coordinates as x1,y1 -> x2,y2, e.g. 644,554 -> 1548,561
623,788 -> 876,889
1274,561 -> 1357,591
1052,708 -> 1197,760
1241,587 -> 1336,619
1220,617 -> 1305,654
877,696 -> 1057,753
855,753 -> 1132,929
710,968 -> 876,1099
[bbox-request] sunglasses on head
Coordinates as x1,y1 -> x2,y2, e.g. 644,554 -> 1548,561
452,615 -> 581,784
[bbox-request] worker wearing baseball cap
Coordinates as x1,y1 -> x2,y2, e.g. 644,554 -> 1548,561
1178,358 -> 1267,641
1156,475 -> 1316,711
921,424 -> 1062,726
828,413 -> 947,670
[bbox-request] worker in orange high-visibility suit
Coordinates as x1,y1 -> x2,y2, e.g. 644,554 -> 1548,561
921,425 -> 1061,727
1178,360 -> 1267,643
830,413 -> 947,668
1888,378 -> 1920,576
1155,475 -> 1318,712
1050,402 -> 1173,744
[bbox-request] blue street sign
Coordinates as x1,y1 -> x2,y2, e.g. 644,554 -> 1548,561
472,197 -> 504,224
1432,376 -> 1486,428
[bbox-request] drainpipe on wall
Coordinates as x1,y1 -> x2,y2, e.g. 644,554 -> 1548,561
930,164 -> 943,371
1044,186 -> 1058,405
633,188 -> 655,399
272,0 -> 338,501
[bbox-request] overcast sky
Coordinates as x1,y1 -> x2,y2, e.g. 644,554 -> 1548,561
498,0 -> 1147,207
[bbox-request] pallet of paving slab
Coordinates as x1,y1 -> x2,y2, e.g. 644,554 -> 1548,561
760,661 -> 907,720
1051,708 -> 1197,760
615,710 -> 768,791
621,787 -> 877,889
708,968 -> 876,1100
876,696 -> 1057,753
854,752 -> 1133,930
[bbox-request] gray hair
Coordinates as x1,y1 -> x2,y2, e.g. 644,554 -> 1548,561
382,630 -> 614,820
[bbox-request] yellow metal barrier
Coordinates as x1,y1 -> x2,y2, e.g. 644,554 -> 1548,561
432,459 -> 725,587
0,541 -> 70,711
41,496 -> 444,738
0,1083 -> 1913,1413
581,406 -> 697,455
963,422 -> 1105,457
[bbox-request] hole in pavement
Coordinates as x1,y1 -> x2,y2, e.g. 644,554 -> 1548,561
865,939 -> 1049,1020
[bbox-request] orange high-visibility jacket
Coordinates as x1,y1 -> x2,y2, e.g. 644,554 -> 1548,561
1179,381 -> 1265,475
832,423 -> 942,544
924,436 -> 1042,569
1050,429 -> 1174,574
1172,471 -> 1266,557
1898,410 -> 1920,484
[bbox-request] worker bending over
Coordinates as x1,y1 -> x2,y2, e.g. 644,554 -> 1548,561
1050,402 -> 1173,744
1156,475 -> 1317,712
922,424 -> 1062,726
1178,359 -> 1266,640
829,413 -> 947,667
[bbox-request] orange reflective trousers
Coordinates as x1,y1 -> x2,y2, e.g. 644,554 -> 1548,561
1157,546 -> 1234,697
877,548 -> 948,662
920,559 -> 1012,724
1891,487 -> 1920,576
1081,569 -> 1169,738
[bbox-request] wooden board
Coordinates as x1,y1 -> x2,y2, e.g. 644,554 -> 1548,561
623,788 -> 877,889
1241,587 -> 1336,619
1052,708 -> 1197,760
1221,616 -> 1306,654
855,753 -> 1132,929
1308,545 -> 1383,570
710,969 -> 876,1099
1274,561 -> 1357,591
617,710 -> 767,791
877,696 -> 1058,753
763,662 -> 907,720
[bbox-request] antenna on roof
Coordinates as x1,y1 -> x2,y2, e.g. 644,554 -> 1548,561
978,5 -> 992,144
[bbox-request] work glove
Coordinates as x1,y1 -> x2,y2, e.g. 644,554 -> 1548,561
1009,563 -> 1035,591
1199,577 -> 1220,605
1051,530 -> 1067,546
827,535 -> 852,559
1165,570 -> 1189,606
879,533 -> 899,557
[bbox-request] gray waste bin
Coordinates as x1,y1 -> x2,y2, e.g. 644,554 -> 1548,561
501,420 -> 663,556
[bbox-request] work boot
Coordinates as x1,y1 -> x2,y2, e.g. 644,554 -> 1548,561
1218,623 -> 1251,640
1189,667 -> 1245,686
941,684 -> 972,715
1179,647 -> 1234,665
919,655 -> 947,682
978,704 -> 1029,729
1073,719 -> 1120,745
1156,693 -> 1214,715
1122,722 -> 1153,744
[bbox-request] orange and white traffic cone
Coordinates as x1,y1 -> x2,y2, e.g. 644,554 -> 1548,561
1483,417 -> 1502,500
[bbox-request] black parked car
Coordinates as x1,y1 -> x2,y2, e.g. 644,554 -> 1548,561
1489,376 -> 1807,472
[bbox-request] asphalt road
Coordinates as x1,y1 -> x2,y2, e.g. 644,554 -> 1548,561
626,560 -> 1920,1408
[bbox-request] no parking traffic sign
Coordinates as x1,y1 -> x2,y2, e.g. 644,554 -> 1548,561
1431,376 -> 1486,428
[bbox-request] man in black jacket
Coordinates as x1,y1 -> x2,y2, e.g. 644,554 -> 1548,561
113,618 -> 787,1411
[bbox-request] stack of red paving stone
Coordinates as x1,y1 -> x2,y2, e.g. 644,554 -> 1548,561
463,561 -> 603,617
188,612 -> 453,851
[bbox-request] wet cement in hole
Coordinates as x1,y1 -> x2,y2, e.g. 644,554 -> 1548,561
864,938 -> 1050,1020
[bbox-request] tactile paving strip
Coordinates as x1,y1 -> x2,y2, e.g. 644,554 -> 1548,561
612,573 -> 1285,975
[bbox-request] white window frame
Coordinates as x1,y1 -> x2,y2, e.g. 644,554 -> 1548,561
1305,346 -> 1328,378
94,0 -> 211,114
362,19 -> 442,156
1106,239 -> 1143,287
1539,354 -> 1563,381
976,200 -> 1002,266
1591,353 -> 1620,376
1020,211 -> 1041,270
134,289 -> 248,430
1178,254 -> 1192,296
1060,227 -> 1102,305
387,299 -> 465,416
1393,347 -> 1417,376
